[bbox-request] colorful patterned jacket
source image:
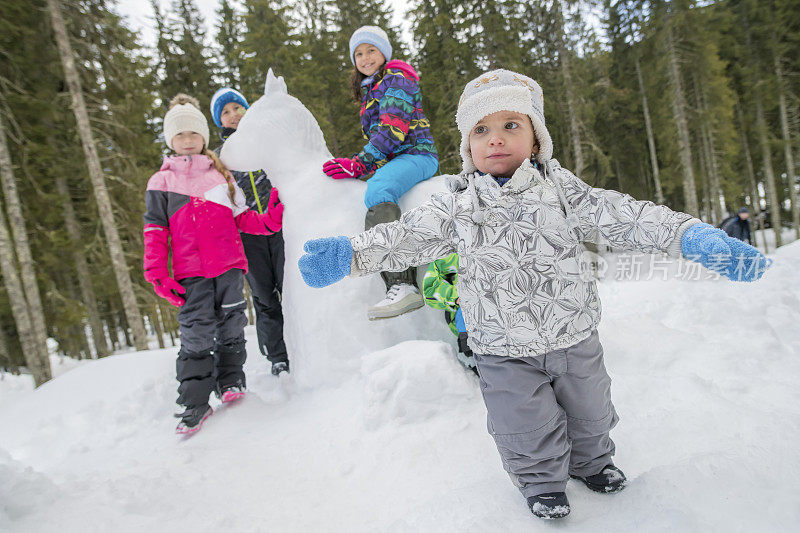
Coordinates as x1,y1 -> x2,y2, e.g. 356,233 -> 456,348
357,60 -> 437,172
422,253 -> 460,336
143,155 -> 274,282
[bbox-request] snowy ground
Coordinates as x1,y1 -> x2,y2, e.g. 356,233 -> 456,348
3,241 -> 799,532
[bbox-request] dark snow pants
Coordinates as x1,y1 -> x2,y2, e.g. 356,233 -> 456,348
474,330 -> 619,498
176,269 -> 248,407
365,202 -> 416,290
241,231 -> 288,364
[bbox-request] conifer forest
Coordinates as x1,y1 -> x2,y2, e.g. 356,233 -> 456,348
0,0 -> 798,382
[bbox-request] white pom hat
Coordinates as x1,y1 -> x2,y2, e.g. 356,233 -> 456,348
163,103 -> 210,151
455,69 -> 553,173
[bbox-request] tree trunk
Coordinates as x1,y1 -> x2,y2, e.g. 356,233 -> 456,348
696,128 -> 712,220
556,2 -> 583,174
151,304 -> 165,350
775,52 -> 799,240
118,309 -> 133,347
0,116 -> 52,385
0,195 -> 50,384
106,301 -> 122,351
735,102 -> 763,251
635,56 -> 664,204
0,316 -> 14,370
755,93 -> 783,248
55,175 -> 110,357
694,72 -> 724,224
665,24 -> 699,215
47,0 -> 148,350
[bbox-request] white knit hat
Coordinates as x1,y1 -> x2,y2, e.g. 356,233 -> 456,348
163,103 -> 210,151
348,25 -> 392,66
455,69 -> 553,173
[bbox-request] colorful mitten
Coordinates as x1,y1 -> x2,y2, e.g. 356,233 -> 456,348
681,223 -> 770,282
298,236 -> 353,288
322,157 -> 366,179
152,276 -> 186,307
262,188 -> 284,233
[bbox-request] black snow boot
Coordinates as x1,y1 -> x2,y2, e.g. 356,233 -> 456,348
271,361 -> 289,376
174,404 -> 213,435
527,492 -> 570,519
570,464 -> 627,493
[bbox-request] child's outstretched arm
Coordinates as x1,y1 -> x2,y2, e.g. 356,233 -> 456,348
557,166 -> 770,281
299,195 -> 457,288
235,188 -> 283,235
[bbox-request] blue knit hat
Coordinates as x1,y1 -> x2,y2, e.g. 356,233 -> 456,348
210,88 -> 249,128
348,26 -> 392,66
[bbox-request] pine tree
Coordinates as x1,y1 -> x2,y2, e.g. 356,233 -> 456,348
47,0 -> 149,351
215,0 -> 244,87
154,0 -> 216,112
238,0 -> 298,99
410,0 -> 479,174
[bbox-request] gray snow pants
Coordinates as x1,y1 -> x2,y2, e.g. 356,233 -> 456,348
176,269 -> 248,407
474,330 -> 619,497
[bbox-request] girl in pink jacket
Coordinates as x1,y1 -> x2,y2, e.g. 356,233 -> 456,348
143,94 -> 283,435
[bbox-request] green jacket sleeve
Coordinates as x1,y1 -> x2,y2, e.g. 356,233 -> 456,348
422,253 -> 459,311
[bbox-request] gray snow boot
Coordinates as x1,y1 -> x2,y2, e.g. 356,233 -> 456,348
570,464 -> 627,493
527,492 -> 570,519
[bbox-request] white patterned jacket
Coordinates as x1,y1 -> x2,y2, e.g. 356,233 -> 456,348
350,158 -> 698,357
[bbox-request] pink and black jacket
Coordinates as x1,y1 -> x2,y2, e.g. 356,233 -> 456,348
143,154 -> 273,282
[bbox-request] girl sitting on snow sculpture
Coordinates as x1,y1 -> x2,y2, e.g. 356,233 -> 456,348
298,70 -> 770,519
321,26 -> 438,320
142,94 -> 283,435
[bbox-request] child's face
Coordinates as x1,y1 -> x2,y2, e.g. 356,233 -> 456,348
353,43 -> 385,77
469,111 -> 538,178
220,102 -> 245,129
172,131 -> 205,156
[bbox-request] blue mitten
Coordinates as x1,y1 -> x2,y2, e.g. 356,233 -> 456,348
681,223 -> 770,282
298,236 -> 353,288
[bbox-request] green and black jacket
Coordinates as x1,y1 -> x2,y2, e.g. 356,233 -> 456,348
422,253 -> 460,336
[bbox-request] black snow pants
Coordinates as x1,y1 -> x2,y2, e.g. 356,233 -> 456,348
240,231 -> 288,365
176,269 -> 248,407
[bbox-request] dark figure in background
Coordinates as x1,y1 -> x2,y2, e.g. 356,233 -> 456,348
718,207 -> 752,244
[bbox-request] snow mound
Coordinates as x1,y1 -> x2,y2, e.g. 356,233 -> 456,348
0,448 -> 61,523
361,341 -> 476,429
220,70 -> 453,390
